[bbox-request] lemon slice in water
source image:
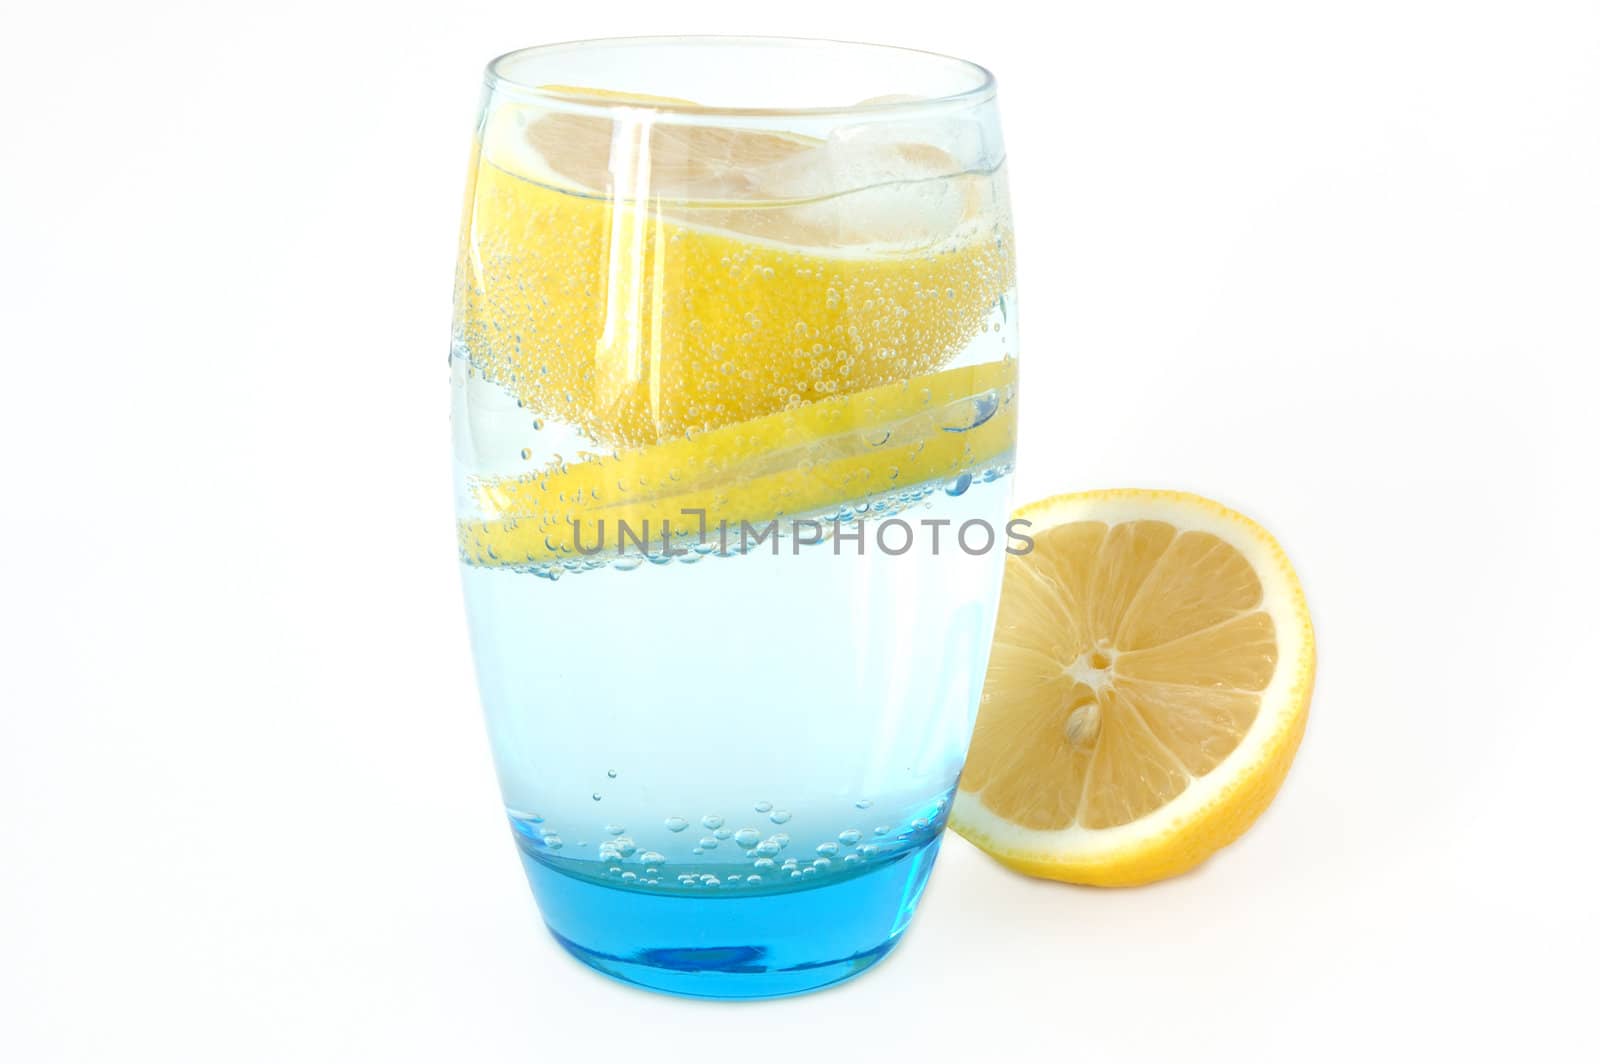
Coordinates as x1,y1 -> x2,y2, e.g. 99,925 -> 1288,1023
460,358 -> 1015,567
455,95 -> 1013,449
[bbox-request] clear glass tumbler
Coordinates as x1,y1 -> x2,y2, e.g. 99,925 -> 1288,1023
451,36 -> 1017,998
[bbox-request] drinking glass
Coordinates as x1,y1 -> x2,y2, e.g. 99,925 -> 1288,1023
451,36 -> 1017,998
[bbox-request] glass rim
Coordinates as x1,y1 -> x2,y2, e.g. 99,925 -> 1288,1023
483,35 -> 997,119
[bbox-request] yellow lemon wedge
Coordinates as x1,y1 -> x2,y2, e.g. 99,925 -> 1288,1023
950,490 -> 1315,886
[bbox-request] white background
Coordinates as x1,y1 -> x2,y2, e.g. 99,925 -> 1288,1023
3,2 -> 1597,1060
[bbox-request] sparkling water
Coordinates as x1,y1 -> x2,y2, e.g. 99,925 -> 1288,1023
452,272 -> 1016,995
456,435 -> 1013,995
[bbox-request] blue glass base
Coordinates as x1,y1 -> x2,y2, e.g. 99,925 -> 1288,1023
518,835 -> 944,999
